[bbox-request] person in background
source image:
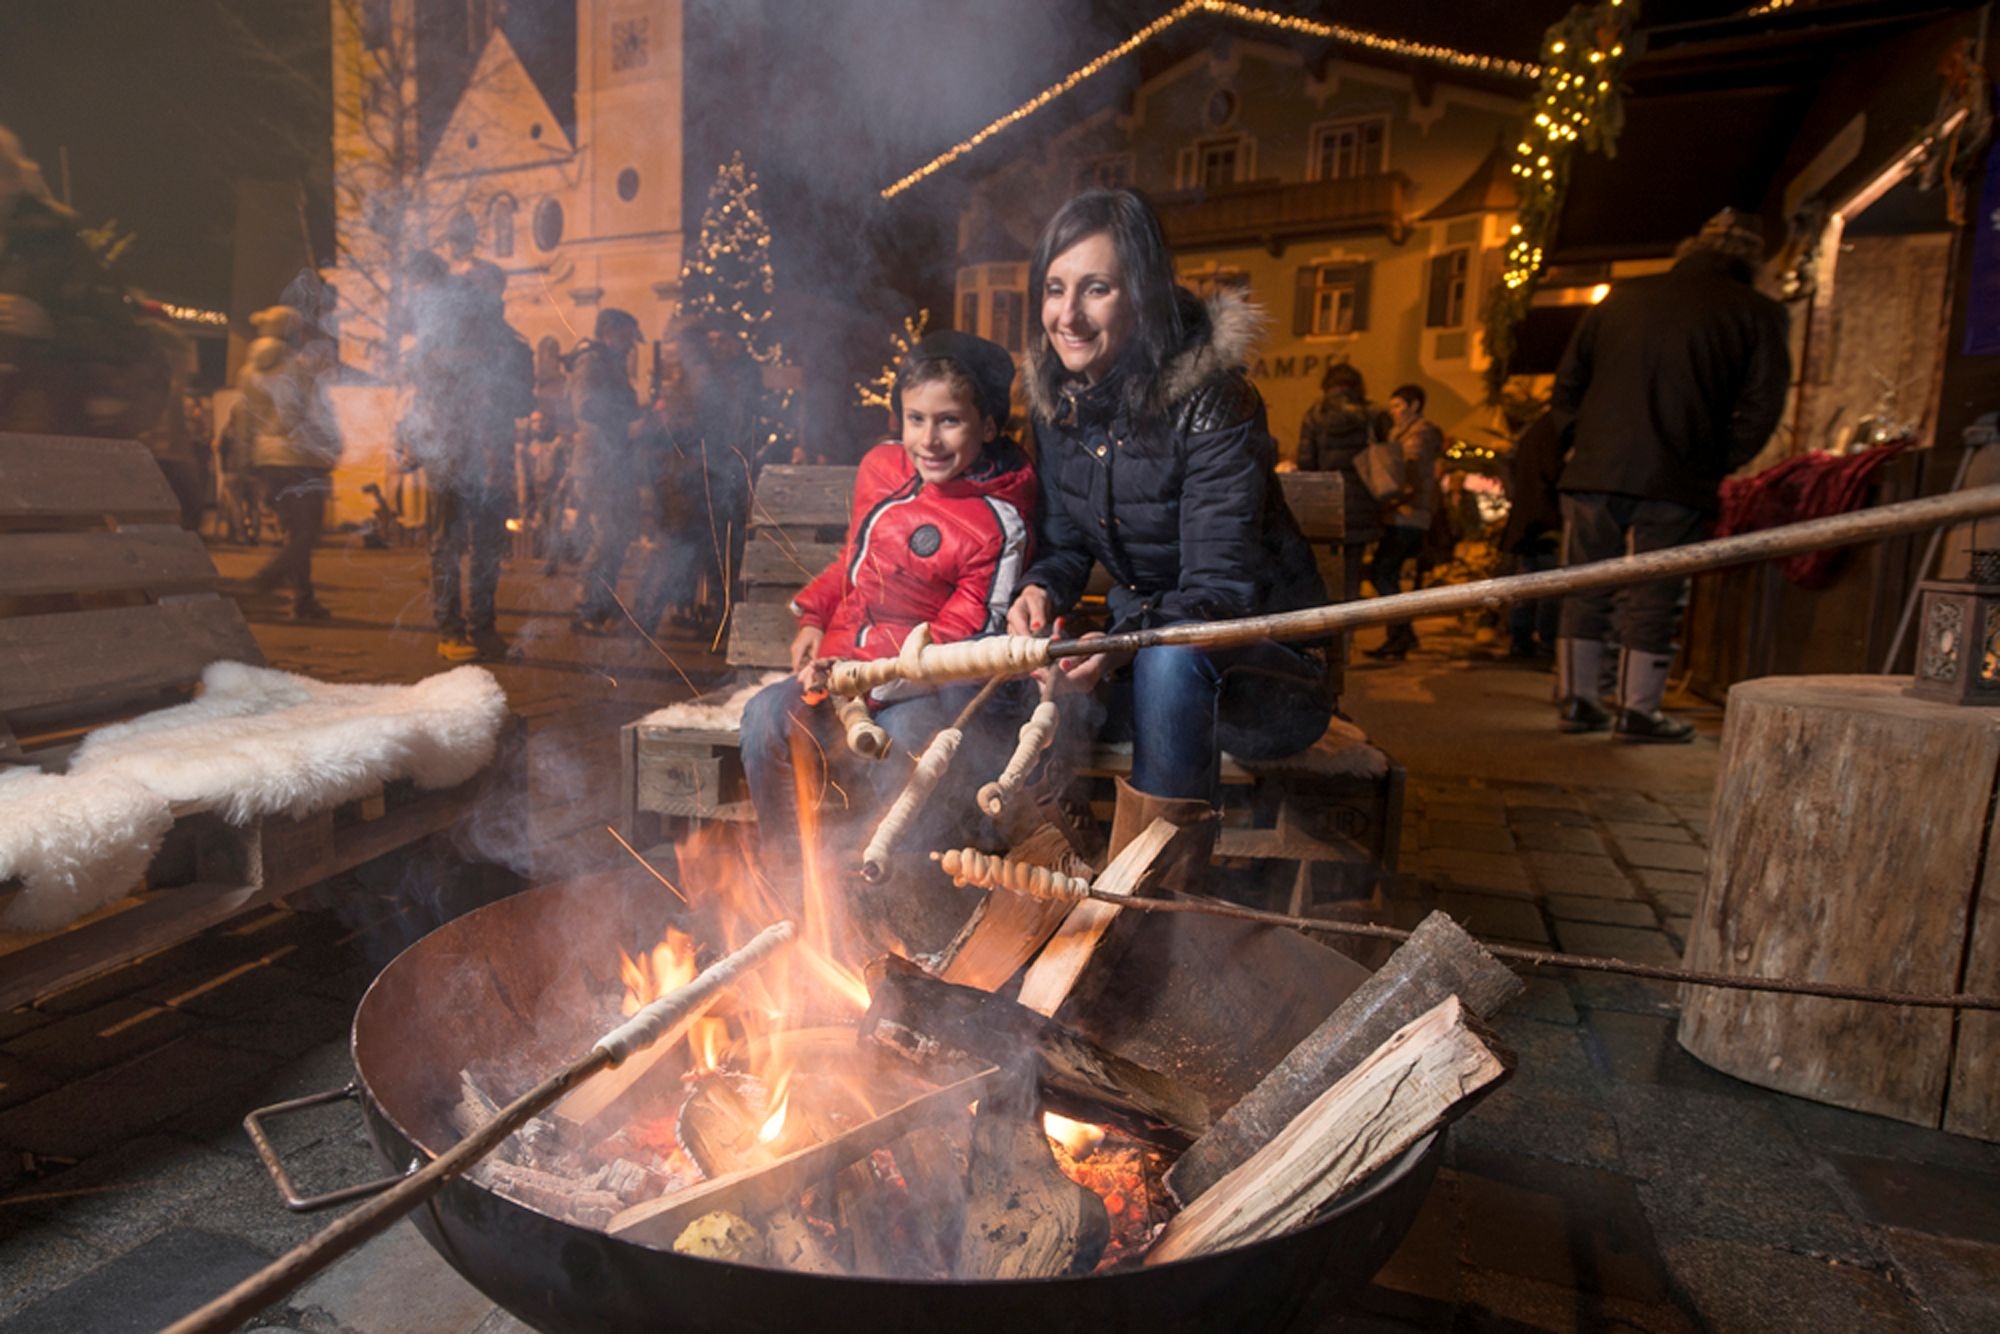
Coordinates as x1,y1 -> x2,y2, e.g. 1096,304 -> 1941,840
217,390 -> 263,545
1362,383 -> 1443,661
568,308 -> 647,633
529,334 -> 574,568
1499,408 -> 1565,660
678,312 -> 762,630
239,304 -> 342,620
1550,207 -> 1790,742
403,260 -> 534,661
1293,362 -> 1381,602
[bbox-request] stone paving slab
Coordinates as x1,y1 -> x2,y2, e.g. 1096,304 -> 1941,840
267,1219 -> 504,1334
1526,851 -> 1637,899
1422,820 -> 1516,854
1430,890 -> 1550,945
1826,1153 -> 2000,1245
1416,849 -> 1533,895
1451,1143 -> 1670,1303
1544,895 -> 1660,928
0,1227 -> 270,1334
1659,1237 -> 1935,1333
1881,1228 -> 2000,1331
1512,822 -> 1608,855
1550,921 -> 1683,966
1603,820 -> 1697,847
1613,839 -> 1708,873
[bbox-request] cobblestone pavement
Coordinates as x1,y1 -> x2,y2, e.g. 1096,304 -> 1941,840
2,561 -> 1996,1332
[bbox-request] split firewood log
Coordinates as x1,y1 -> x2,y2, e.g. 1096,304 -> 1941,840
1146,995 -> 1510,1265
937,821 -> 1094,992
1164,910 -> 1521,1205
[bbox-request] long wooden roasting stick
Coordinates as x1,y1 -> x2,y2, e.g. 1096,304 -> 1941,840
832,485 -> 2000,696
162,922 -> 798,1334
857,672 -> 1011,883
935,848 -> 2000,1012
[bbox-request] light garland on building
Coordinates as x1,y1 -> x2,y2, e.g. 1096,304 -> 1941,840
1482,0 -> 1636,394
156,302 -> 230,328
879,0 -> 1541,200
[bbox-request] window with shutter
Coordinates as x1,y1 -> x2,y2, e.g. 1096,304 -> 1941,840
1297,263 -> 1372,336
1425,249 -> 1470,328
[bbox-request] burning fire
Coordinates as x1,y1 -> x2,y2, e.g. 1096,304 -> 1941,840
618,927 -> 700,1016
1042,1111 -> 1105,1160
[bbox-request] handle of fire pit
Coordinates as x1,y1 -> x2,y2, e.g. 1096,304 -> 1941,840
244,1083 -> 405,1212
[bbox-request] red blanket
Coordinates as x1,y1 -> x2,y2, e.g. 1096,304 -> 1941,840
1716,442 -> 1911,589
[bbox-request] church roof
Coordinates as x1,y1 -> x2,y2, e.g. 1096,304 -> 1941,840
428,28 -> 575,178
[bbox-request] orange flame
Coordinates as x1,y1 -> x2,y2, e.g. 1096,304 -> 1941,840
1043,1111 -> 1105,1160
619,928 -> 700,1016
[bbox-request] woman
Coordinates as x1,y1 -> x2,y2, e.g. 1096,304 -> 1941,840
1005,189 -> 1330,842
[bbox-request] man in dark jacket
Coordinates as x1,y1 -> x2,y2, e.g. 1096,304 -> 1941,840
1550,209 -> 1790,742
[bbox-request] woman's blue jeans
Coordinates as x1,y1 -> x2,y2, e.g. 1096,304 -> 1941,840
1096,638 -> 1333,803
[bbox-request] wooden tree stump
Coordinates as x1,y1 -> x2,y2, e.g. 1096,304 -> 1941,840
1678,676 -> 2000,1139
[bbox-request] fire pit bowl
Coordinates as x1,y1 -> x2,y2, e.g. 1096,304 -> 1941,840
326,876 -> 1441,1333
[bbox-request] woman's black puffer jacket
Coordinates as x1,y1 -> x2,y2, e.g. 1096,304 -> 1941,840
1021,290 -> 1327,634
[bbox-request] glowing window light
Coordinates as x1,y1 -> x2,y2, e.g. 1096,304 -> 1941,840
879,0 -> 1539,200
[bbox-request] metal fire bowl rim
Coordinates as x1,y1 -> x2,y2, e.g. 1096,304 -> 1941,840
348,878 -> 1442,1284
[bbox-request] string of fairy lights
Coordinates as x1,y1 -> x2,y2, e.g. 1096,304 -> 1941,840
878,0 -> 1541,201
854,310 -> 929,413
1483,0 -> 1636,391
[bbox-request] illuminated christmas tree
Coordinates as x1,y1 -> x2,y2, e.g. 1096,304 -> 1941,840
679,152 -> 780,365
854,309 -> 929,415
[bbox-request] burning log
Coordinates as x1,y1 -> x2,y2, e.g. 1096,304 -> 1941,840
1164,911 -> 1521,1205
1146,995 -> 1509,1265
958,1089 -> 1110,1280
938,822 -> 1094,992
608,1064 -> 1000,1250
863,955 -> 1209,1142
472,1159 -> 625,1230
1015,816 -> 1208,1018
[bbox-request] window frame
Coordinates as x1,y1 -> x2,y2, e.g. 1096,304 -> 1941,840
1308,115 -> 1390,182
1425,248 -> 1471,329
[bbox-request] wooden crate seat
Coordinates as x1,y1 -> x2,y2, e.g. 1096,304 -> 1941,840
0,432 -> 519,1010
625,463 -> 1402,912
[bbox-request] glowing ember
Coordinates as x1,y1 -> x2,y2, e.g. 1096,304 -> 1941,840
504,517 -> 525,533
1042,1111 -> 1105,1160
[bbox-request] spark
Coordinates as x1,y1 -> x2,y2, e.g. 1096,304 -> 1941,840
606,824 -> 690,903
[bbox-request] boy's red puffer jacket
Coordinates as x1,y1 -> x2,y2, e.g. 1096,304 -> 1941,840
792,439 -> 1036,687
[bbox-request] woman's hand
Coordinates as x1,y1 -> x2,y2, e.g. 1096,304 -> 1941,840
789,624 -> 823,674
1046,632 -> 1128,695
1007,584 -> 1054,637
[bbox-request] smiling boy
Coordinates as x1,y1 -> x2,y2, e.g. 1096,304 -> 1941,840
737,330 -> 1035,902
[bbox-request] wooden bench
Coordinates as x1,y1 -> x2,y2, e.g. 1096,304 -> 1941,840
622,464 -> 1401,912
0,432 -> 521,1010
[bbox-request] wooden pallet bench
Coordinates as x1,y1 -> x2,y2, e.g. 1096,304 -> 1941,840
622,464 -> 1402,913
0,432 -> 521,1010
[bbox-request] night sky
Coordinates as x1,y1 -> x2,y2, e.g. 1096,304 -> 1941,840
0,1 -> 1743,314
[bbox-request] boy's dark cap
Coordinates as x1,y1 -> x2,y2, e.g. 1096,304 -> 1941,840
903,329 -> 1016,426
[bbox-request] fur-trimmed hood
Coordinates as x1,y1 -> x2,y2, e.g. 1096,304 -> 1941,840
1025,287 -> 1267,422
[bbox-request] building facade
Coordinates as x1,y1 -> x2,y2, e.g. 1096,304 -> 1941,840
949,32 -> 1529,454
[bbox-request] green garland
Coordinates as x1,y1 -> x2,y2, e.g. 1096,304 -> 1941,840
1483,0 -> 1637,396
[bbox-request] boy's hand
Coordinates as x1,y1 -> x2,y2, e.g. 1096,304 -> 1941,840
1007,585 -> 1053,637
790,625 -> 824,674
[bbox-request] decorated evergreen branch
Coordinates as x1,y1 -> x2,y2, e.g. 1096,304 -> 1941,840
853,309 -> 929,414
1482,0 -> 1637,396
680,153 -> 780,366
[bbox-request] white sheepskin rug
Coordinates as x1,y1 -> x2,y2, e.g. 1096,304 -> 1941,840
0,769 -> 174,931
0,662 -> 509,931
636,670 -> 787,735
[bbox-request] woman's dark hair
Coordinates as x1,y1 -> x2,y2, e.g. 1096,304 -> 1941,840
1026,189 -> 1184,417
1321,362 -> 1366,401
594,307 -> 640,341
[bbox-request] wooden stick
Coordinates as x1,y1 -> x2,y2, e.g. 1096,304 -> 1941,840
607,1063 -> 1000,1248
1165,911 -> 1520,1206
1145,996 -> 1509,1265
978,676 -> 1060,817
162,922 -> 797,1334
857,673 -> 1010,882
829,486 -> 2000,694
